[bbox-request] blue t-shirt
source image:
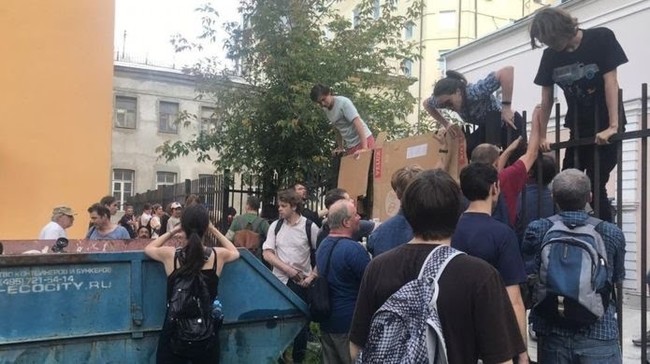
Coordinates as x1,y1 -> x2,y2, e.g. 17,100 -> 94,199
451,212 -> 526,286
316,236 -> 370,334
367,210 -> 413,257
87,225 -> 131,240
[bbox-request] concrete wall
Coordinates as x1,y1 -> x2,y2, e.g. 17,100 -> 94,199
112,63 -> 218,201
0,0 -> 115,239
442,0 -> 650,291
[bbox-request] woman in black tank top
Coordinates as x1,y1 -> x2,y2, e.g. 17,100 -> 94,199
145,204 -> 240,364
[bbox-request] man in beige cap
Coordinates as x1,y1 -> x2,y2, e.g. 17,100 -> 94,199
39,206 -> 76,239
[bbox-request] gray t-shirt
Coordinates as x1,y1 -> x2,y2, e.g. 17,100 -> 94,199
323,96 -> 372,149
88,225 -> 131,240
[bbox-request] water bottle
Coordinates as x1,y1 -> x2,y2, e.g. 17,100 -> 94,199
211,299 -> 224,320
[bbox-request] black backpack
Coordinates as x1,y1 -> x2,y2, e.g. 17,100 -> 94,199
166,247 -> 217,356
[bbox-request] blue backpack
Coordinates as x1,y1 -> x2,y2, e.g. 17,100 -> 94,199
358,245 -> 464,364
534,215 -> 611,327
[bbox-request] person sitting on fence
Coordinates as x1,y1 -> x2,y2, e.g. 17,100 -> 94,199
423,67 -> 521,158
86,203 -> 130,240
530,7 -> 628,223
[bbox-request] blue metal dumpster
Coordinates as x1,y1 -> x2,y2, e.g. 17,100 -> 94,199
0,241 -> 308,363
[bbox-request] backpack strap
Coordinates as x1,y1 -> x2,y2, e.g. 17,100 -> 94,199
173,248 -> 183,271
274,218 -> 284,236
418,245 -> 465,281
321,237 -> 343,279
305,219 -> 314,252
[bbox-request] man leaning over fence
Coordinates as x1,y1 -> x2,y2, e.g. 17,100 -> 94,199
530,7 -> 628,223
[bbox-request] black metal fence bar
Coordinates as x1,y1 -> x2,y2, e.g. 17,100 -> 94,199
641,83 -> 648,362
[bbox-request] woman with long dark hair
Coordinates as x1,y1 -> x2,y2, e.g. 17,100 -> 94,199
145,204 -> 240,363
423,67 -> 520,157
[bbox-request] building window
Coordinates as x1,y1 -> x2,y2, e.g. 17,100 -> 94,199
112,169 -> 134,210
114,96 -> 137,129
404,22 -> 415,40
373,0 -> 381,19
401,59 -> 413,77
200,106 -> 218,134
156,172 -> 177,188
352,6 -> 361,28
159,101 -> 179,134
439,10 -> 456,31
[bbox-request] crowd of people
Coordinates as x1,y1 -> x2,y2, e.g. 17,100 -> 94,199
33,7 -> 630,364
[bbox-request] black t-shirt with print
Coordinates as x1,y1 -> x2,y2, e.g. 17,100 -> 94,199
534,27 -> 628,136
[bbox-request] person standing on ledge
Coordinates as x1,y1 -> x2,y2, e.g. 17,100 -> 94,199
311,84 -> 374,158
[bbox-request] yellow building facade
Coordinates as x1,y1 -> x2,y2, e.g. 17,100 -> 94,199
0,0 -> 115,239
333,0 -> 545,123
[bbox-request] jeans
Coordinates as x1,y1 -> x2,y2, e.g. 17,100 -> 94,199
320,332 -> 351,364
287,280 -> 310,364
537,334 -> 621,364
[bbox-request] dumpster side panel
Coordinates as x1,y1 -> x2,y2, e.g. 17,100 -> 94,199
0,249 -> 309,363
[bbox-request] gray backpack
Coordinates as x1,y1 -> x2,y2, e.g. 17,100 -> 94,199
358,245 -> 464,364
534,215 -> 611,327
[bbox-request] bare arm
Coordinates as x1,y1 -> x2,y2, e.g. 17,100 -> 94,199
144,225 -> 182,274
518,106 -> 542,172
506,284 -> 529,363
423,97 -> 451,129
350,342 -> 361,362
596,69 -> 621,144
352,117 -> 368,150
495,66 -> 514,104
497,136 -> 523,172
539,86 -> 554,152
208,223 -> 240,263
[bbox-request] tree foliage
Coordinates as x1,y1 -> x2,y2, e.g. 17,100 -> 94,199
158,0 -> 424,198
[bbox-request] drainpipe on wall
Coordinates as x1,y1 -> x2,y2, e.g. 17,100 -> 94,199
417,0 -> 426,125
457,0 -> 462,47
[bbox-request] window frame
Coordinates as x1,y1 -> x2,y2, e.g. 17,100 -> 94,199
112,169 -> 135,211
158,101 -> 179,134
114,96 -> 137,129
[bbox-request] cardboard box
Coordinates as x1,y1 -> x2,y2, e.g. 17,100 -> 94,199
371,133 -> 443,221
337,149 -> 373,200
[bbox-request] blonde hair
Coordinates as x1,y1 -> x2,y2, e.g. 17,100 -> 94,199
391,165 -> 424,200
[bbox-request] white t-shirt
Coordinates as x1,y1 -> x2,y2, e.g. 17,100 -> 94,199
262,216 -> 319,284
39,221 -> 67,240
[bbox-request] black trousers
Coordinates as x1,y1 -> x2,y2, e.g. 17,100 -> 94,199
563,140 -> 618,222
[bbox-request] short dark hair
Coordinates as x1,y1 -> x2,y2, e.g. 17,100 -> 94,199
402,169 -> 461,241
143,203 -> 152,211
324,188 -> 348,209
87,203 -> 110,218
277,189 -> 303,213
123,203 -> 133,209
460,163 -> 498,201
530,7 -> 579,49
100,195 -> 116,206
246,195 -> 261,210
310,83 -> 331,102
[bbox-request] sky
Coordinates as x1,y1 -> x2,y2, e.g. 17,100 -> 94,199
113,0 -> 240,68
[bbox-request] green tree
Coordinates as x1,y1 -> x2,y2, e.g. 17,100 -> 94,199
158,0 -> 423,200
